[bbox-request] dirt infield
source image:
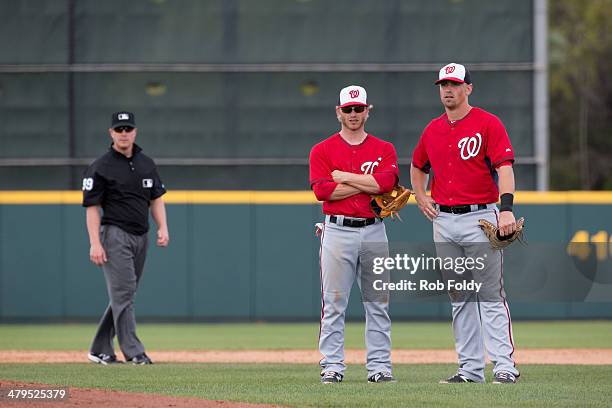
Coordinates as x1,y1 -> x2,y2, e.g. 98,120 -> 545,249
2,348 -> 612,365
0,380 -> 277,408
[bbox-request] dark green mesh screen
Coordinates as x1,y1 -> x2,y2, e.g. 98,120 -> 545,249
0,0 -> 536,189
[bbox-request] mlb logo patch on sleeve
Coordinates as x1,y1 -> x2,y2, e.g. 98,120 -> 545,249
142,179 -> 153,188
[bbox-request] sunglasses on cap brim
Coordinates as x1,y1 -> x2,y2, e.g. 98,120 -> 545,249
340,105 -> 367,114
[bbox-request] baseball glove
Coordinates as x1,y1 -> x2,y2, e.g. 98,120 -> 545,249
478,217 -> 526,249
370,185 -> 413,220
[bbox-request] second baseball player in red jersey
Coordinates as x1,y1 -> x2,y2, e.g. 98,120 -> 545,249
310,85 -> 398,384
411,63 -> 520,384
412,101 -> 514,207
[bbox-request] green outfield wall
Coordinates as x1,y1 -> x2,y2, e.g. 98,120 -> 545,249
0,191 -> 611,321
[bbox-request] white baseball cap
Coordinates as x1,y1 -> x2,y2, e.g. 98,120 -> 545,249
338,85 -> 368,108
435,63 -> 472,85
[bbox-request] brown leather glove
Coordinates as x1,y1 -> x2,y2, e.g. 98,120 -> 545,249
370,185 -> 413,220
478,217 -> 526,249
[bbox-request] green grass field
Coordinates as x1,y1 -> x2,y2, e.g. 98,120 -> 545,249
1,321 -> 611,407
1,321 -> 611,350
1,363 -> 611,407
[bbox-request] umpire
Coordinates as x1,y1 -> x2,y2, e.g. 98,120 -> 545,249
82,111 -> 169,365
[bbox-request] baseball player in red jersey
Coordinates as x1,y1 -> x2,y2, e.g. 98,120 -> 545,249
309,85 -> 398,384
411,63 -> 520,384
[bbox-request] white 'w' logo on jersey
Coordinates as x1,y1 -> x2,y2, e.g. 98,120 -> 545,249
458,133 -> 482,160
361,157 -> 382,174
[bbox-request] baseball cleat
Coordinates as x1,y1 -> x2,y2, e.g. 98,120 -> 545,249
320,371 -> 343,384
130,353 -> 153,365
88,352 -> 123,365
368,371 -> 396,383
439,373 -> 475,384
493,371 -> 518,384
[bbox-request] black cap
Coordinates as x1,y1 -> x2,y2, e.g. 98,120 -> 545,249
111,111 -> 136,128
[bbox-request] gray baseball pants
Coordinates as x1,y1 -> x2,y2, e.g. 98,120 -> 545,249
433,204 -> 519,382
90,224 -> 148,360
318,215 -> 392,377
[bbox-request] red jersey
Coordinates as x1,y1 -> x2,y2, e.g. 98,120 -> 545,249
411,107 -> 514,205
309,133 -> 399,218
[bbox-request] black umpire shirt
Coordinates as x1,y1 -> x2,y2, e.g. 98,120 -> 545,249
82,144 -> 166,235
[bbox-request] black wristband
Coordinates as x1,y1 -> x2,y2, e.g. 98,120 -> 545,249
500,193 -> 514,212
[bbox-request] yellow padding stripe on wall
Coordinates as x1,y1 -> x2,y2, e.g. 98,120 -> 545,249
0,191 -> 611,205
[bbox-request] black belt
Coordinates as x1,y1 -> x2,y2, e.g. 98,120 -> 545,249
438,204 -> 488,214
329,215 -> 376,228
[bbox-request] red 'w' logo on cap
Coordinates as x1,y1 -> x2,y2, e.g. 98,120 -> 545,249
349,90 -> 360,98
445,66 -> 456,74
